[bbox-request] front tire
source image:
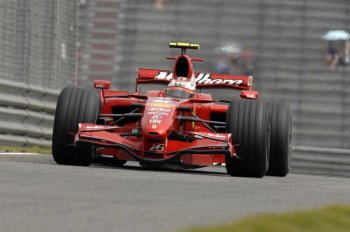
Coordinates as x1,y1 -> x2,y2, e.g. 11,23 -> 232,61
52,87 -> 100,166
225,99 -> 270,177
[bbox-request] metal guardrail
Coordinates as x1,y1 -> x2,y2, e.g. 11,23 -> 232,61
0,79 -> 59,147
292,146 -> 350,177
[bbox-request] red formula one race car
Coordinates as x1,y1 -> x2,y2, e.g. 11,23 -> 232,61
52,42 -> 292,177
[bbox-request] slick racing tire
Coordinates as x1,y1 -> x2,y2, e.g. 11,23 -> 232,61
266,102 -> 292,177
225,99 -> 270,177
52,87 -> 100,166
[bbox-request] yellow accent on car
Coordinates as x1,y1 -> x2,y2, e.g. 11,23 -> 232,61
169,42 -> 200,50
192,107 -> 196,130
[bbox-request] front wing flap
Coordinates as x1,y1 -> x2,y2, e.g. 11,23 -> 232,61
75,123 -> 236,164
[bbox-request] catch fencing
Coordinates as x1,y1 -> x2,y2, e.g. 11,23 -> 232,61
0,0 -> 78,145
0,0 -> 78,89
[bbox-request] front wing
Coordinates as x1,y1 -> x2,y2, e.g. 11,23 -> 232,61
75,124 -> 236,165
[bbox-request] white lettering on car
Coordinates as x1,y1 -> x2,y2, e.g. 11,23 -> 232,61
147,111 -> 169,116
150,143 -> 164,151
155,71 -> 243,86
148,107 -> 171,112
149,119 -> 161,124
195,73 -> 243,85
151,98 -> 173,103
85,125 -> 105,129
155,72 -> 173,80
207,133 -> 226,138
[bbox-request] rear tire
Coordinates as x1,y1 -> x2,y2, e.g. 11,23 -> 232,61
52,87 -> 100,166
266,102 -> 292,176
225,99 -> 270,177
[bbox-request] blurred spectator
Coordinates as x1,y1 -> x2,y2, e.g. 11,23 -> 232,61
154,0 -> 175,10
154,0 -> 165,10
241,49 -> 255,75
322,30 -> 350,70
325,40 -> 350,70
215,56 -> 230,74
325,41 -> 339,70
214,42 -> 255,75
345,40 -> 350,63
339,39 -> 350,65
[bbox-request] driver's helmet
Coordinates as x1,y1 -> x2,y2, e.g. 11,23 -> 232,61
166,77 -> 196,99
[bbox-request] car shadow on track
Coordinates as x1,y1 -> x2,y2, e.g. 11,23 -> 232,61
3,154 -> 229,177
91,161 -> 229,177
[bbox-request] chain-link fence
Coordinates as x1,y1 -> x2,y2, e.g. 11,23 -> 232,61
0,0 -> 78,89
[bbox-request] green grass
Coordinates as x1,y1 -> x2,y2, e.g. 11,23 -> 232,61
0,146 -> 51,154
180,205 -> 350,232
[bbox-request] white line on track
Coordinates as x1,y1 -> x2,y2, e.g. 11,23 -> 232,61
0,153 -> 41,155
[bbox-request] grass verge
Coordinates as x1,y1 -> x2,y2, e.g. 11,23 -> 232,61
180,205 -> 350,232
0,146 -> 51,154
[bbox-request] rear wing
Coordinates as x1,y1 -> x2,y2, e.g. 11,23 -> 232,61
136,68 -> 253,91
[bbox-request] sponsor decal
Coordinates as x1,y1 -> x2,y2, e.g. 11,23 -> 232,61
148,107 -> 171,112
155,71 -> 244,86
150,143 -> 164,151
168,79 -> 196,90
151,98 -> 173,103
150,119 -> 161,124
194,134 -> 204,139
151,125 -> 157,129
207,133 -> 226,138
85,125 -> 105,129
195,73 -> 243,86
154,72 -> 173,80
191,132 -> 227,140
147,111 -> 169,116
151,115 -> 162,119
149,102 -> 172,108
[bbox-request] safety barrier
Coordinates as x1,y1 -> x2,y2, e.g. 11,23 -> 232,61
0,79 -> 59,147
292,146 -> 350,177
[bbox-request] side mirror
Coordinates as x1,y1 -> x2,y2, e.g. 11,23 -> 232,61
94,80 -> 110,89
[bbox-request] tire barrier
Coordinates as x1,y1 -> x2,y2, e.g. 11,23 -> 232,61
0,79 -> 59,147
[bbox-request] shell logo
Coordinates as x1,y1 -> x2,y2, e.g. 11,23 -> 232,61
150,102 -> 172,108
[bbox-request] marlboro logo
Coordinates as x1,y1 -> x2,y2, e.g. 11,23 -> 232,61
155,72 -> 244,86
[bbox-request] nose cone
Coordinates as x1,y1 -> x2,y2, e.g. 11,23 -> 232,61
141,98 -> 177,138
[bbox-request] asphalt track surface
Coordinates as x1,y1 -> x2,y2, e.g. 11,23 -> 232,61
0,154 -> 349,232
